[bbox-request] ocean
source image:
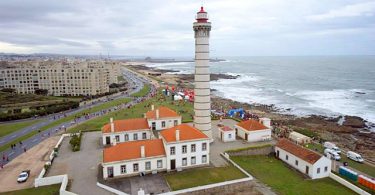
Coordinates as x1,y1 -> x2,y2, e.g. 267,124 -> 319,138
146,56 -> 375,128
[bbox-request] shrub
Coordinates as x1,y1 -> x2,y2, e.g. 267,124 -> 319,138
69,133 -> 82,152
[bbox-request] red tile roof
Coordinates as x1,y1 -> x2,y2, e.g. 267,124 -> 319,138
103,139 -> 166,163
145,106 -> 180,120
236,119 -> 268,131
102,118 -> 150,133
276,138 -> 322,164
220,126 -> 233,131
160,124 -> 208,143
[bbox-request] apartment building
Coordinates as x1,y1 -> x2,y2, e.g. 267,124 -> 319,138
0,60 -> 120,96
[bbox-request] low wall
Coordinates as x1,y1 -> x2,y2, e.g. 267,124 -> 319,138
329,173 -> 370,195
178,180 -> 256,195
97,182 -> 129,195
227,145 -> 273,156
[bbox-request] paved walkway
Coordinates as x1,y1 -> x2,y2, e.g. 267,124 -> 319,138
47,132 -> 113,195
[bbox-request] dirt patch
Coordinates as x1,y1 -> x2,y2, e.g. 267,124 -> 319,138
0,136 -> 59,193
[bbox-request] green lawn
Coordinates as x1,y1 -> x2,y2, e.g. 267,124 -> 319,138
0,97 -> 131,152
305,143 -> 375,177
0,184 -> 60,195
0,119 -> 43,138
164,165 -> 246,191
69,90 -> 194,133
231,155 -> 356,195
131,84 -> 150,97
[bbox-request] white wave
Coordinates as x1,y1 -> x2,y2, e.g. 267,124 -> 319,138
212,74 -> 261,85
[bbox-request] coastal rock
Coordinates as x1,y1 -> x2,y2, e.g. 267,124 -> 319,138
342,116 -> 367,128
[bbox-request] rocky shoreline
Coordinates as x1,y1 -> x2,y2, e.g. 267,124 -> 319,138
127,63 -> 374,161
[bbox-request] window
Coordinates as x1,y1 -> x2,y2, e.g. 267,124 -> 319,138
228,134 -> 232,139
170,147 -> 175,155
202,155 -> 207,163
142,132 -> 147,139
295,160 -> 298,166
182,145 -> 187,154
133,163 -> 139,172
133,133 -> 138,140
162,121 -> 166,128
317,168 -> 320,174
145,161 -> 151,170
286,155 -> 288,161
182,158 -> 187,166
121,165 -> 126,174
324,166 -> 328,172
115,135 -> 119,142
124,134 -> 129,141
191,157 -> 196,165
191,144 -> 196,152
157,160 -> 163,168
174,120 -> 178,126
202,143 -> 207,151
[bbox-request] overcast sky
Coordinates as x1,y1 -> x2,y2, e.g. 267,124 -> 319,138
0,0 -> 374,57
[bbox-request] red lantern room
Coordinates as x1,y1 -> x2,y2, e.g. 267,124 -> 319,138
196,6 -> 208,23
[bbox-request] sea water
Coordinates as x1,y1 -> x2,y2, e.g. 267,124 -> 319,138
146,56 -> 375,127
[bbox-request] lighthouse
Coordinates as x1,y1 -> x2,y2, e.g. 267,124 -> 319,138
193,6 -> 212,139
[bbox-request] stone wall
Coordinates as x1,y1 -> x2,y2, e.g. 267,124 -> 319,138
227,146 -> 273,156
180,181 -> 262,195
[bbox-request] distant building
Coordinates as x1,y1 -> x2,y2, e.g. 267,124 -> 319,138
219,126 -> 236,142
145,105 -> 181,131
0,60 -> 120,96
234,119 -> 272,142
102,118 -> 153,146
275,139 -> 331,179
288,131 -> 312,145
102,124 -> 210,179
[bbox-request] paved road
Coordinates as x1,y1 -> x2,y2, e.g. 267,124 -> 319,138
1,67 -> 156,165
0,68 -> 143,148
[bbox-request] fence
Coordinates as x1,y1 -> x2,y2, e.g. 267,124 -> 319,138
329,173 -> 370,195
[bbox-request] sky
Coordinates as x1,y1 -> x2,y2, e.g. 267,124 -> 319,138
0,0 -> 374,57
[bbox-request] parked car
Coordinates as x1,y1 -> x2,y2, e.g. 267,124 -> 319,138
324,149 -> 341,161
17,170 -> 30,183
347,151 -> 364,163
323,142 -> 341,154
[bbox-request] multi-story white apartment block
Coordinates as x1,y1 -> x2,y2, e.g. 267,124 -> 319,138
0,60 -> 120,96
102,123 -> 210,179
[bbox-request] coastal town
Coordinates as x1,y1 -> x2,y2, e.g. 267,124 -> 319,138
0,3 -> 374,195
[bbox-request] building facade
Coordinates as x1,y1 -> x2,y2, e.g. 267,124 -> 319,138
219,126 -> 236,142
0,60 -> 120,96
275,139 -> 331,179
145,105 -> 182,131
235,119 -> 272,142
193,6 -> 212,139
102,118 -> 153,146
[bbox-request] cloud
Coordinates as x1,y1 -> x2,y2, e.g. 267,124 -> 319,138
307,1 -> 375,21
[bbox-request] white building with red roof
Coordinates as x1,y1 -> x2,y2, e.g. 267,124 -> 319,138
219,126 -> 236,142
102,118 -> 153,146
145,105 -> 182,131
102,123 -> 210,179
275,139 -> 331,179
234,118 -> 272,142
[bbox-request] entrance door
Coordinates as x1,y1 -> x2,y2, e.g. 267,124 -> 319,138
245,133 -> 248,141
106,136 -> 111,145
305,166 -> 309,174
170,159 -> 176,170
220,132 -> 223,140
107,167 -> 114,178
276,150 -> 280,158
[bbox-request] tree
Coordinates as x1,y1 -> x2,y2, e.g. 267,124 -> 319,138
1,88 -> 16,93
35,89 -> 48,95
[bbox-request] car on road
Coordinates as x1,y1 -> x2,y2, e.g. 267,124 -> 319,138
347,151 -> 364,163
324,149 -> 341,161
17,170 -> 30,183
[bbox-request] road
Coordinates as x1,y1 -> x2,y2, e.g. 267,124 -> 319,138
1,67 -> 156,165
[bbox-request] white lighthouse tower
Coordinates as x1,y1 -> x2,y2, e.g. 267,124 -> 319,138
193,6 -> 212,139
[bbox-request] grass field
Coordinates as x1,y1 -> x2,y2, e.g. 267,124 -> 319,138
69,90 -> 194,133
0,97 -> 131,152
0,119 -> 43,138
164,165 -> 246,191
231,155 -> 356,195
0,184 -> 60,195
131,84 -> 150,97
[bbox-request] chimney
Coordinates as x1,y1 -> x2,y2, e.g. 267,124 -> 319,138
151,105 -> 155,111
143,113 -> 146,118
110,118 -> 115,133
156,109 -> 159,119
140,145 -> 145,158
176,129 -> 180,141
112,138 -> 117,146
